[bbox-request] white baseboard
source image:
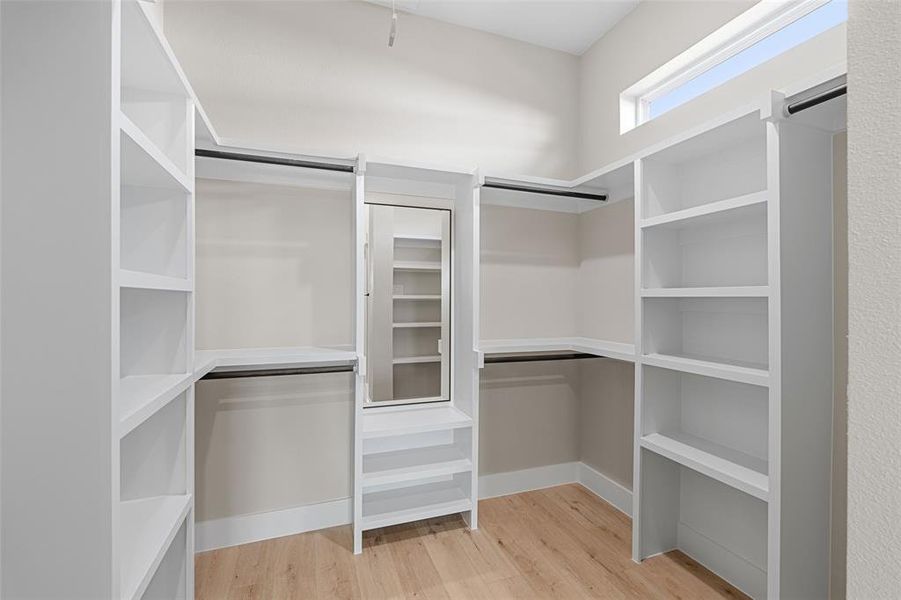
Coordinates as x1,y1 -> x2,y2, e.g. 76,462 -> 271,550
195,498 -> 352,553
478,462 -> 580,499
195,461 -> 633,553
578,463 -> 633,517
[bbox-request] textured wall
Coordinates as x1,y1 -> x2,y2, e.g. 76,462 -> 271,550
846,1 -> 901,597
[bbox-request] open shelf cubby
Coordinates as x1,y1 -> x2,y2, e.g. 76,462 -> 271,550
121,0 -> 191,177
120,182 -> 189,280
120,288 -> 189,378
642,297 -> 768,377
638,449 -> 768,598
119,395 -> 190,600
641,113 -> 767,219
640,365 -> 768,499
642,197 -> 767,290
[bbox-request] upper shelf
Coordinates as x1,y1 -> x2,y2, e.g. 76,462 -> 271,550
121,0 -> 192,98
479,337 -> 636,363
194,346 -> 357,379
120,112 -> 192,193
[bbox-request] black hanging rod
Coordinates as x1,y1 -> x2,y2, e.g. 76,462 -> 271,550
200,364 -> 355,380
786,84 -> 847,115
484,352 -> 603,365
195,148 -> 355,173
482,182 -> 607,202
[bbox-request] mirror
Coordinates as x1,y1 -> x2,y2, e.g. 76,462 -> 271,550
364,204 -> 451,405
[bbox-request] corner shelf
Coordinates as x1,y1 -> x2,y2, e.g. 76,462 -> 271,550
119,372 -> 193,438
640,432 -> 769,501
641,352 -> 769,387
120,494 -> 192,600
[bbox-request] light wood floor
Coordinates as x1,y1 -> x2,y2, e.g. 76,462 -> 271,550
195,484 -> 748,599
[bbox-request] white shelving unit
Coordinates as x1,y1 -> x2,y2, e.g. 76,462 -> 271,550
4,1 -> 199,597
353,159 -> 480,554
118,0 -> 197,596
632,100 -> 837,599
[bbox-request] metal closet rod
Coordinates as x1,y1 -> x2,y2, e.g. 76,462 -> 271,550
482,181 -> 607,202
484,352 -> 603,365
200,364 -> 355,380
195,148 -> 355,173
786,84 -> 847,115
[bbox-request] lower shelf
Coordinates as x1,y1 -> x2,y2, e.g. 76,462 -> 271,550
361,480 -> 471,531
640,432 -> 769,501
120,494 -> 192,600
363,444 -> 471,488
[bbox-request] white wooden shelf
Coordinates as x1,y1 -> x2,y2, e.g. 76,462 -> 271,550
641,286 -> 769,298
119,373 -> 193,437
393,261 -> 441,271
120,494 -> 192,600
640,191 -> 768,230
119,111 -> 191,193
119,269 -> 191,293
393,322 -> 441,329
195,346 -> 357,378
393,294 -> 441,301
393,355 -> 441,365
362,404 -> 472,439
479,337 -> 636,363
361,480 -> 471,531
362,445 -> 471,488
640,432 -> 769,501
642,352 -> 769,387
394,234 -> 441,248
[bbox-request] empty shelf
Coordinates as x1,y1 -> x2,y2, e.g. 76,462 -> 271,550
119,373 -> 193,437
361,480 -> 471,531
641,191 -> 768,230
393,355 -> 441,364
479,337 -> 636,363
196,346 -> 357,375
393,261 -> 441,271
362,404 -> 472,439
393,322 -> 441,329
120,111 -> 191,193
393,294 -> 441,301
362,444 -> 471,487
642,353 -> 769,387
641,286 -> 769,298
120,494 -> 192,600
119,269 -> 191,293
641,432 -> 769,501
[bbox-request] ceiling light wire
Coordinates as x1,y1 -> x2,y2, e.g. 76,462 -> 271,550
388,0 -> 398,47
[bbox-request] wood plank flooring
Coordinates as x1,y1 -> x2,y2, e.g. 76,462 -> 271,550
195,484 -> 749,599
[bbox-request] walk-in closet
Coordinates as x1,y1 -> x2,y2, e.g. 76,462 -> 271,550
5,0 -> 897,598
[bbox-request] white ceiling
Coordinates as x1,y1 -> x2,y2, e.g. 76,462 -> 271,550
363,0 -> 640,55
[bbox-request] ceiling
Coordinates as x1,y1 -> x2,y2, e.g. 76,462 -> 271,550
362,0 -> 640,55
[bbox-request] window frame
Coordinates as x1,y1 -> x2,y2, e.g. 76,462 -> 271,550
620,0 -> 835,133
